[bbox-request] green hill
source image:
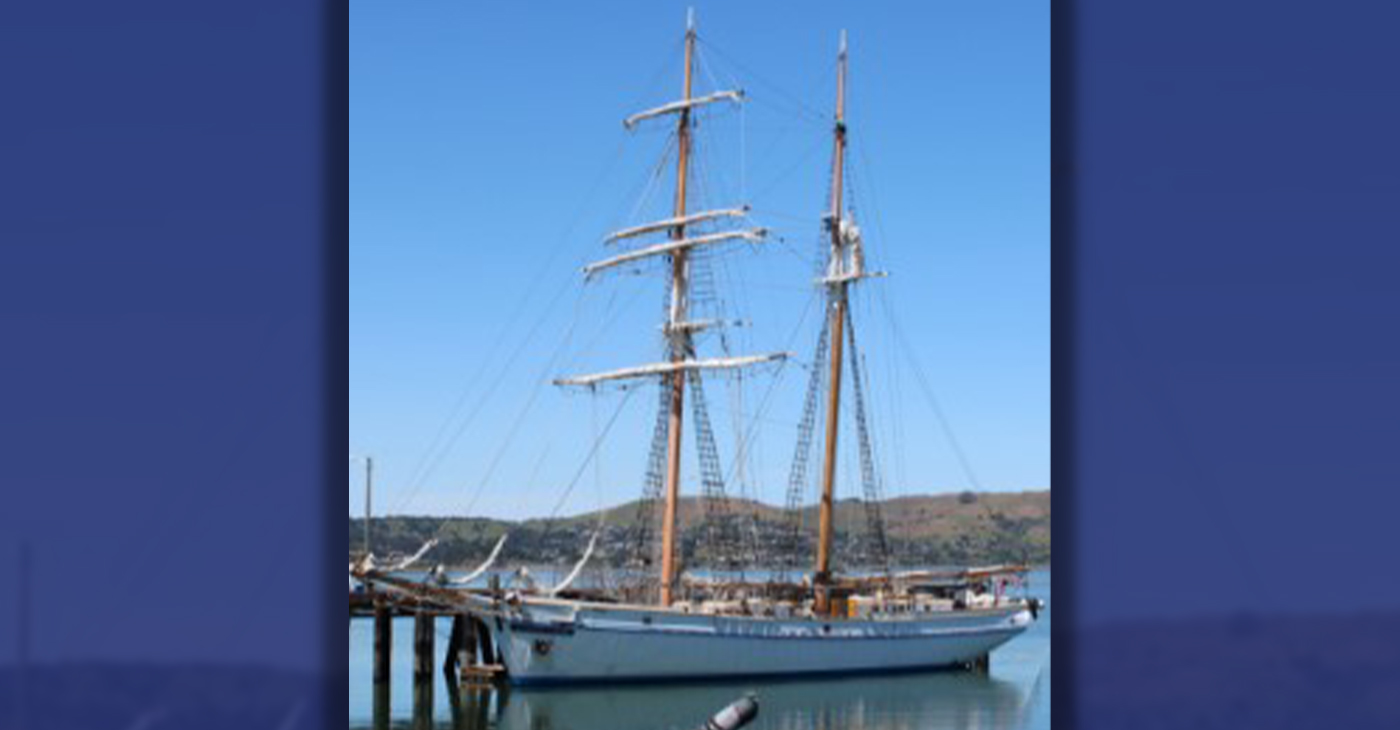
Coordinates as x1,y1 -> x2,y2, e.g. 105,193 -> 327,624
349,490 -> 1050,569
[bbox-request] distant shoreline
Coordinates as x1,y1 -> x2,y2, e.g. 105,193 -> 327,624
349,490 -> 1050,568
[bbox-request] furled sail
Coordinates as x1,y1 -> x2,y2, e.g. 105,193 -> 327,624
547,532 -> 601,597
556,353 -> 789,389
605,208 -> 750,245
384,539 -> 439,572
624,90 -> 743,130
584,229 -> 768,278
444,534 -> 509,586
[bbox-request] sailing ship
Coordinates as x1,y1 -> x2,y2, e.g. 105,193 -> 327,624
359,13 -> 1041,687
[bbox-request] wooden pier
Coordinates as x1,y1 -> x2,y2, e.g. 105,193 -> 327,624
351,589 -> 492,617
353,590 -> 508,728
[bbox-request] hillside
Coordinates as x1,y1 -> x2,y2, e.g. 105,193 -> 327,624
349,490 -> 1050,569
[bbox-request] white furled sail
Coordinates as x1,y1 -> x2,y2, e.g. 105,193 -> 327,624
352,554 -> 377,575
605,207 -> 750,245
664,318 -> 743,336
818,212 -> 886,285
624,90 -> 744,130
556,353 -> 789,389
547,532 -> 601,597
446,534 -> 510,586
385,539 -> 440,572
584,229 -> 768,278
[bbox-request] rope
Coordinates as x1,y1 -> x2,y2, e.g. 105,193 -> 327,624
696,37 -> 830,125
388,130 -> 636,517
535,387 -> 640,546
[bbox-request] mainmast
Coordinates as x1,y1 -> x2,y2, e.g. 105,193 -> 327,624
815,31 -> 856,612
556,10 -> 786,607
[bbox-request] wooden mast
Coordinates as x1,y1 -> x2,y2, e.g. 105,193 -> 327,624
559,13 -> 772,605
815,31 -> 850,613
659,9 -> 698,607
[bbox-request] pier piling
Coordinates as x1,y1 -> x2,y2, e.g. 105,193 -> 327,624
475,617 -> 498,667
373,601 -> 393,726
355,593 -> 508,706
444,614 -> 466,681
413,610 -> 436,726
461,614 -> 479,668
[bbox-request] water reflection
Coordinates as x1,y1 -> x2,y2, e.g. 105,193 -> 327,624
355,670 -> 1037,730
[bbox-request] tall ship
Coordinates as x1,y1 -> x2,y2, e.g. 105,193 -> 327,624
359,13 -> 1041,687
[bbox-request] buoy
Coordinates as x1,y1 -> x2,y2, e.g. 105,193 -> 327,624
704,695 -> 760,730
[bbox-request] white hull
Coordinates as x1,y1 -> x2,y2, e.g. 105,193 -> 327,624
480,599 -> 1035,687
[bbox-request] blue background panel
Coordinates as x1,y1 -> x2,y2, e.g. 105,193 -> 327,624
0,1 -> 340,728
0,0 -> 1397,728
1063,1 -> 1400,727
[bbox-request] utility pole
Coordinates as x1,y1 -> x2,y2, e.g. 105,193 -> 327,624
350,455 -> 374,560
363,456 -> 373,558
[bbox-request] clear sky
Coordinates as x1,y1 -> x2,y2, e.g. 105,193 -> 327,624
351,0 -> 1049,521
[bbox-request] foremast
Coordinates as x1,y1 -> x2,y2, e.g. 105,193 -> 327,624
660,11 -> 698,610
556,11 -> 787,607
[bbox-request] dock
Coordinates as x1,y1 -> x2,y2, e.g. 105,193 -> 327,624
350,589 -> 486,617
352,589 -> 509,726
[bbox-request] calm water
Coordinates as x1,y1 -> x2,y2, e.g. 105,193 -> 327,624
349,571 -> 1050,730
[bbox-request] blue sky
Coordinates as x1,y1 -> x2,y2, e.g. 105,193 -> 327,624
351,1 -> 1049,520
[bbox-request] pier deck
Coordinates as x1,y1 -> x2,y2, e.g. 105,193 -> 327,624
349,591 -> 485,619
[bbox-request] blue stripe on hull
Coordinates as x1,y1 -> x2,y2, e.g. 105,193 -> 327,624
518,623 -> 1025,642
574,619 -> 1024,638
509,660 -> 984,689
